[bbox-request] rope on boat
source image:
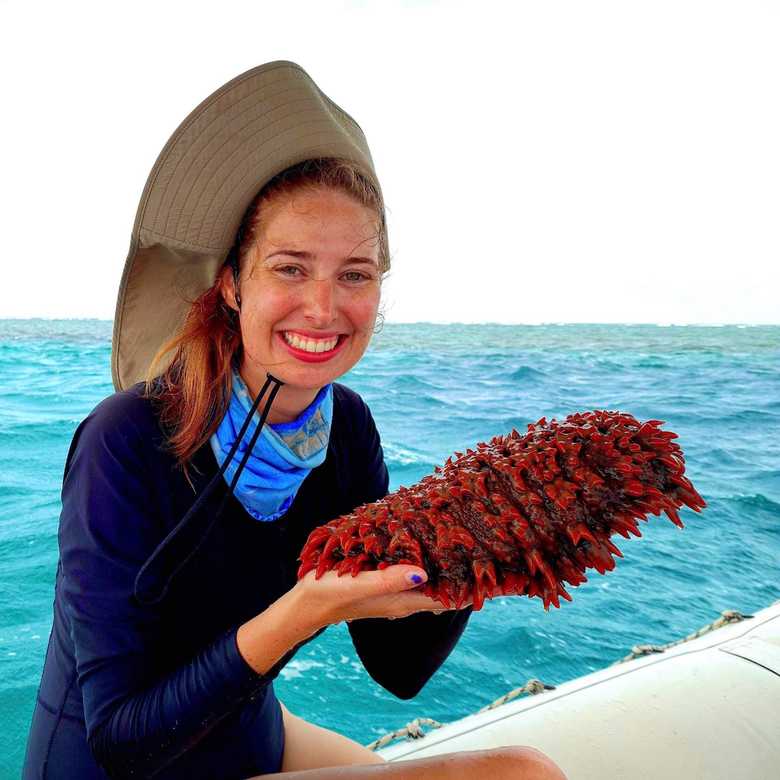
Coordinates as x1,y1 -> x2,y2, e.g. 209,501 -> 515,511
476,678 -> 557,713
365,607 -> 755,751
365,718 -> 445,752
609,609 -> 753,665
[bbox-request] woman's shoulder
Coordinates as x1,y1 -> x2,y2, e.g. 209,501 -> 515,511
330,382 -> 384,464
331,382 -> 376,429
84,382 -> 162,434
66,382 -> 167,468
331,381 -> 364,409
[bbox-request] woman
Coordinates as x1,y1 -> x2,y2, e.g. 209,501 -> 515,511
23,62 -> 567,779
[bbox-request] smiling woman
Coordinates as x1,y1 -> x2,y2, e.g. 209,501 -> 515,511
22,61 -> 566,780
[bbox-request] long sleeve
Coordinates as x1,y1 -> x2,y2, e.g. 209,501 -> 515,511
58,393 -> 271,778
343,391 -> 473,700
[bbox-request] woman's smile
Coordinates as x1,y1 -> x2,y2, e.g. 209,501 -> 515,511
277,330 -> 350,362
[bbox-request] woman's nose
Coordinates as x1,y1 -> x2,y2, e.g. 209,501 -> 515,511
303,277 -> 338,324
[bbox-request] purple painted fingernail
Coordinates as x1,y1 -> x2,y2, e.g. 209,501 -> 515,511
409,573 -> 424,584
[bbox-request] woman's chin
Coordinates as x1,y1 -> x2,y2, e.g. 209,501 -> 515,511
256,361 -> 343,392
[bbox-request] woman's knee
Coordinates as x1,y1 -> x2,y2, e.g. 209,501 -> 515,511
479,746 -> 568,780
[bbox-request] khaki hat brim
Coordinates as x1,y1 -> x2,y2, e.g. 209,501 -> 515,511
112,60 -> 380,391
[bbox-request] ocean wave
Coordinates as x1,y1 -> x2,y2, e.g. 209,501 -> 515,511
724,492 -> 780,514
278,658 -> 325,681
719,408 -> 779,424
382,442 -> 429,468
0,419 -> 78,441
504,365 -> 547,382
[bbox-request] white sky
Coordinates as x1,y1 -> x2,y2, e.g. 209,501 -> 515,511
1,0 -> 778,324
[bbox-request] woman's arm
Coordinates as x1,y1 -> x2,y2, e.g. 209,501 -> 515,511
236,586 -> 323,675
86,593 -> 322,778
59,393 -> 316,778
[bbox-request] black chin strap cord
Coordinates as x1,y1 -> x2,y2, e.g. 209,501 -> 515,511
134,373 -> 285,605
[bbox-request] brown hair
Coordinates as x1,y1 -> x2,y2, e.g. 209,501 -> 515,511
142,157 -> 389,486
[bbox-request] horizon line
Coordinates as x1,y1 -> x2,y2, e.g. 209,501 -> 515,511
1,317 -> 779,328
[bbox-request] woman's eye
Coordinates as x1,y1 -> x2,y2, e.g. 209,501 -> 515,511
277,265 -> 302,277
273,266 -> 372,283
342,271 -> 371,282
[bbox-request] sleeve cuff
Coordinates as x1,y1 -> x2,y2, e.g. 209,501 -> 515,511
225,627 -> 274,701
228,624 -> 330,697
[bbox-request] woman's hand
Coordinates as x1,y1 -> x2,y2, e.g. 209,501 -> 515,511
295,565 -> 473,628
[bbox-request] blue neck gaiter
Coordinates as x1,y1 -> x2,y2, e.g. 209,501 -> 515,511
210,370 -> 333,522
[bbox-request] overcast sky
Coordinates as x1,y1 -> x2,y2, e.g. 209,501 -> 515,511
1,0 -> 777,324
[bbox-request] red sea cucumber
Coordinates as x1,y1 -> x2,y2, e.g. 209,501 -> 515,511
296,410 -> 706,611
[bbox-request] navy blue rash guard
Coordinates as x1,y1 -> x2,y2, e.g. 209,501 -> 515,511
22,382 -> 472,779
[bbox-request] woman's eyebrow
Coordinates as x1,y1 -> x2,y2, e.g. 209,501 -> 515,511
265,249 -> 313,260
265,249 -> 377,265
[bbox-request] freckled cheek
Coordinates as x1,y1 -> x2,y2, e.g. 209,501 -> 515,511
353,304 -> 377,330
349,292 -> 381,332
240,291 -> 297,336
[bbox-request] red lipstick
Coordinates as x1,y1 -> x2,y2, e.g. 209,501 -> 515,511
277,332 -> 348,363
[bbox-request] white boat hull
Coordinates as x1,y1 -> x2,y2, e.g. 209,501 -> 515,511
378,600 -> 780,779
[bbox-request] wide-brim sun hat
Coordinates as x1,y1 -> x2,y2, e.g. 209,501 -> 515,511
111,60 -> 382,392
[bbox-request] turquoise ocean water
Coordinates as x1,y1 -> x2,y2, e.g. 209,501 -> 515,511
1,320 -> 779,775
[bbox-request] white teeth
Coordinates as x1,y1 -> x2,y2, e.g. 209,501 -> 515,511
283,332 -> 339,353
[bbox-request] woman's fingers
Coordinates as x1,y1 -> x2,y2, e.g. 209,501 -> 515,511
300,565 -> 427,597
363,591 -> 473,620
297,564 -> 472,623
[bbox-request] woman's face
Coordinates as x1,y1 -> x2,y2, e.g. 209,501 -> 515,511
221,186 -> 382,416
